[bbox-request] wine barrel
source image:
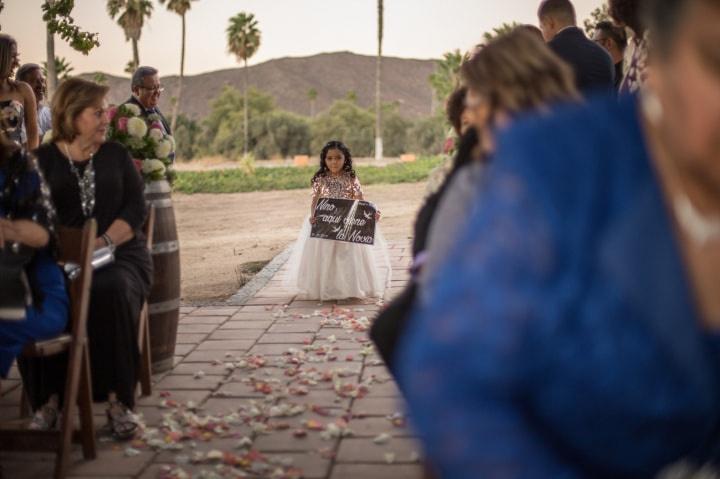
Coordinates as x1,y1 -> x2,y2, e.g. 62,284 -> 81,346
144,180 -> 181,373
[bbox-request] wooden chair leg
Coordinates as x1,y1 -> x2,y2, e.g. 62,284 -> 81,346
138,303 -> 152,396
77,346 -> 96,460
19,387 -> 30,418
54,378 -> 77,479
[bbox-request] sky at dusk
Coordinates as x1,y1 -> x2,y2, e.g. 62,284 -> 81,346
3,0 -> 602,77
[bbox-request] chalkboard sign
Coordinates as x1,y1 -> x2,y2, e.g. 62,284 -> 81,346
311,197 -> 376,245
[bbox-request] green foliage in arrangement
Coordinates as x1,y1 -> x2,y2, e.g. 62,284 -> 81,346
173,156 -> 444,194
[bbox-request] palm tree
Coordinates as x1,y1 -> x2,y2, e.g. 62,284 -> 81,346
44,0 -> 58,100
107,0 -> 153,72
307,88 -> 318,117
42,56 -> 73,81
159,0 -> 196,132
428,49 -> 463,106
226,12 -> 261,157
375,0 -> 383,161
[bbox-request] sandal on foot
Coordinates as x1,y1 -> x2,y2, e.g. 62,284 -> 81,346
28,399 -> 59,430
106,403 -> 138,440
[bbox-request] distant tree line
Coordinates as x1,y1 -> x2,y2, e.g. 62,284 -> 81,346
173,87 -> 447,161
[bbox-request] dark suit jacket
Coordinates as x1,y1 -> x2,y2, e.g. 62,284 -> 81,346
548,26 -> 615,94
124,96 -> 172,136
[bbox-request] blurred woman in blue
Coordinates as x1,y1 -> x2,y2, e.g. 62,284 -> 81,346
398,0 -> 720,476
0,133 -> 67,430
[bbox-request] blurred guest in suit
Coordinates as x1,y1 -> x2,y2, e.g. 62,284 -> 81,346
538,0 -> 615,94
592,21 -> 628,90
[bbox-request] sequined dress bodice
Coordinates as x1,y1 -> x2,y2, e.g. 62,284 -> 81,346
312,173 -> 362,200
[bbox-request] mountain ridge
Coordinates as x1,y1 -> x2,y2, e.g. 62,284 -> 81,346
80,51 -> 439,121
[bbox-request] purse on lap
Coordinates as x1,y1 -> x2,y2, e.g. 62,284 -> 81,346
0,244 -> 33,321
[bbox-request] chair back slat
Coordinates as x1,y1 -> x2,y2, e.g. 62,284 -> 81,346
56,220 -> 96,341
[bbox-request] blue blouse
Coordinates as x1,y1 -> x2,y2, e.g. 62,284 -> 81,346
397,94 -> 720,478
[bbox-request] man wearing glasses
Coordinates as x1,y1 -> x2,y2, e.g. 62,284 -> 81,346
124,66 -> 172,136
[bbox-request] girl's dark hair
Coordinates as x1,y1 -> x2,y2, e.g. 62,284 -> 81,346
311,140 -> 355,184
446,86 -> 468,137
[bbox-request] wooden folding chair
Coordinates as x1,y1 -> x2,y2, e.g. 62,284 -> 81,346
0,219 -> 97,479
137,205 -> 155,397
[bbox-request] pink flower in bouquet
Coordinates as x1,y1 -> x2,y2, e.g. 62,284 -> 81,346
151,121 -> 163,130
107,106 -> 118,122
117,116 -> 129,133
132,159 -> 143,173
443,137 -> 455,154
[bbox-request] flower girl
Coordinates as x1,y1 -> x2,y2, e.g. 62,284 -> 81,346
286,140 -> 390,301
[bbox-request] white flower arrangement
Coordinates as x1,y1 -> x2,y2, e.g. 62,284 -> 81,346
148,128 -> 164,142
124,103 -> 141,116
155,139 -> 173,159
127,117 -> 148,138
107,103 -> 176,183
141,158 -> 166,176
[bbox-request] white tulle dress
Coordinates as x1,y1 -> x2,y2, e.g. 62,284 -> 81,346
285,173 -> 391,301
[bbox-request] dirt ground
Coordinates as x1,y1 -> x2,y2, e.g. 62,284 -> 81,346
174,182 -> 427,303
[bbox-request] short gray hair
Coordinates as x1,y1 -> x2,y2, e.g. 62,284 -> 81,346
131,66 -> 158,90
16,63 -> 41,82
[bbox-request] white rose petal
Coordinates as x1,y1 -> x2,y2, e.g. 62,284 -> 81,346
149,128 -> 164,141
124,447 -> 141,457
155,139 -> 172,159
141,159 -> 166,176
127,117 -> 148,138
124,103 -> 141,116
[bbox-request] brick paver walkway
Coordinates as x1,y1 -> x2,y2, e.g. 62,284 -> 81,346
0,241 -> 423,479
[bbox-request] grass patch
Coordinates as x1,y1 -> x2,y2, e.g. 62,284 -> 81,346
234,260 -> 270,290
173,156 -> 444,194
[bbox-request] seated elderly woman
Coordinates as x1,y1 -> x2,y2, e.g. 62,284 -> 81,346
0,133 -> 67,427
23,77 -> 152,440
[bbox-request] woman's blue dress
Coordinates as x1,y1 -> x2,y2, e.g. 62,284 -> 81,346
397,94 -> 720,478
0,152 -> 68,378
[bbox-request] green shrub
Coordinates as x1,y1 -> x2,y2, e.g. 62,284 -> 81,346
408,115 -> 447,155
173,114 -> 202,161
311,99 -> 375,156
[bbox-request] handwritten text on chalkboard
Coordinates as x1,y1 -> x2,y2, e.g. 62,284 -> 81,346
311,198 -> 376,245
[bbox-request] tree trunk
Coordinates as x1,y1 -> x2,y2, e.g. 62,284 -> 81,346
132,38 -> 140,69
170,12 -> 186,133
46,22 -> 57,100
243,58 -> 249,157
374,0 -> 383,161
